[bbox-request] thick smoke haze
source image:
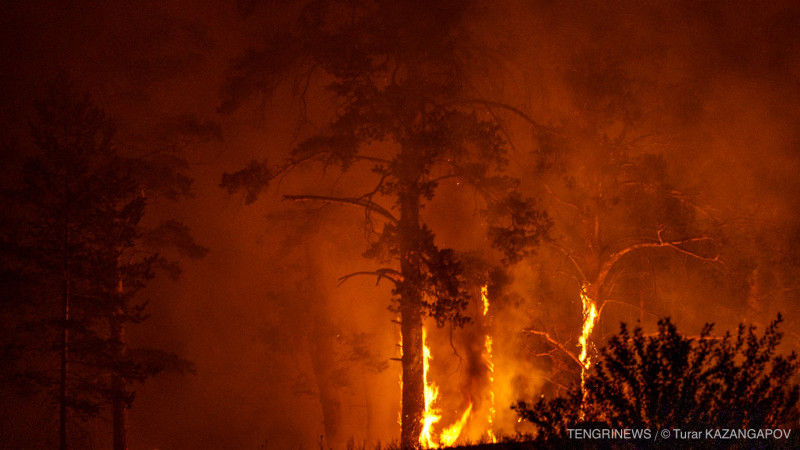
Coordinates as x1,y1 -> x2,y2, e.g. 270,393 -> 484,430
2,1 -> 799,449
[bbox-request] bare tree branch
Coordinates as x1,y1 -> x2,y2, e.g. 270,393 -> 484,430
597,299 -> 660,322
337,268 -> 401,287
596,235 -> 719,294
547,242 -> 588,284
543,184 -> 582,214
284,194 -> 399,224
522,329 -> 583,370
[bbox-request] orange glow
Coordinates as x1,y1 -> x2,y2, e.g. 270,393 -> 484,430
397,327 -> 403,426
481,284 -> 490,316
420,327 -> 441,448
440,402 -> 473,446
419,327 -> 475,448
578,283 -> 598,393
482,284 -> 497,444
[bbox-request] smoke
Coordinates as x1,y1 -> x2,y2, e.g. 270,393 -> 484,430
2,0 -> 800,448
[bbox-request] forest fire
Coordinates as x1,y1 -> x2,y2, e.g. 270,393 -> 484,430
2,1 -> 800,449
397,328 -> 403,427
439,402 -> 473,447
578,283 -> 598,393
415,284 -> 500,448
482,284 -> 497,444
420,328 -> 441,448
418,320 -> 481,448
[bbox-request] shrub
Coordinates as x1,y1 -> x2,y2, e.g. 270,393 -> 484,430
513,315 -> 800,439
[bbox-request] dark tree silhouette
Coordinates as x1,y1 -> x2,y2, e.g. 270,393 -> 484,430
0,76 -> 203,450
220,1 -> 550,446
514,315 -> 800,440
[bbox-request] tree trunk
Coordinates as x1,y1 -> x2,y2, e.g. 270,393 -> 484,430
309,317 -> 342,448
111,312 -> 127,450
60,175 -> 70,450
398,185 -> 424,449
60,268 -> 69,450
400,302 -> 423,448
112,260 -> 127,450
301,246 -> 343,448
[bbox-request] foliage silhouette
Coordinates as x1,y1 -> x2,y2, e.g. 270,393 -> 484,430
514,315 -> 799,440
220,1 -> 551,446
0,75 -> 201,450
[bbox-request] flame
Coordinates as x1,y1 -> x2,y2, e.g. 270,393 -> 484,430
481,284 -> 497,444
420,327 -> 441,448
416,284 -> 495,448
419,327 -> 474,448
578,283 -> 598,393
440,402 -> 473,446
397,326 -> 403,426
481,284 -> 490,316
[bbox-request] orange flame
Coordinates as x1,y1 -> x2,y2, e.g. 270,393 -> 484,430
420,327 -> 441,448
578,283 -> 598,392
397,326 -> 403,426
482,284 -> 497,444
419,327 -> 476,448
440,402 -> 473,446
417,284 -> 496,447
481,284 -> 490,316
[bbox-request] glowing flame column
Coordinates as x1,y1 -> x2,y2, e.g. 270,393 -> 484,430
414,284 -> 497,448
482,284 -> 497,443
418,327 -> 475,448
578,283 -> 598,411
420,327 -> 442,448
440,403 -> 473,446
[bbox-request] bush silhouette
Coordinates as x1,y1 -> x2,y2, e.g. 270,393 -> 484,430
514,315 -> 800,439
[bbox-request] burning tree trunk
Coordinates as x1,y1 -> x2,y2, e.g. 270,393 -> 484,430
577,206 -> 602,402
481,284 -> 497,444
529,176 -> 720,410
398,183 -> 425,447
400,306 -> 424,447
220,5 -> 551,449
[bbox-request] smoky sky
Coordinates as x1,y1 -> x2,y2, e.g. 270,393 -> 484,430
2,1 -> 800,449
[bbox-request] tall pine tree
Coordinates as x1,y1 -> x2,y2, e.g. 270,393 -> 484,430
2,76 -> 199,450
